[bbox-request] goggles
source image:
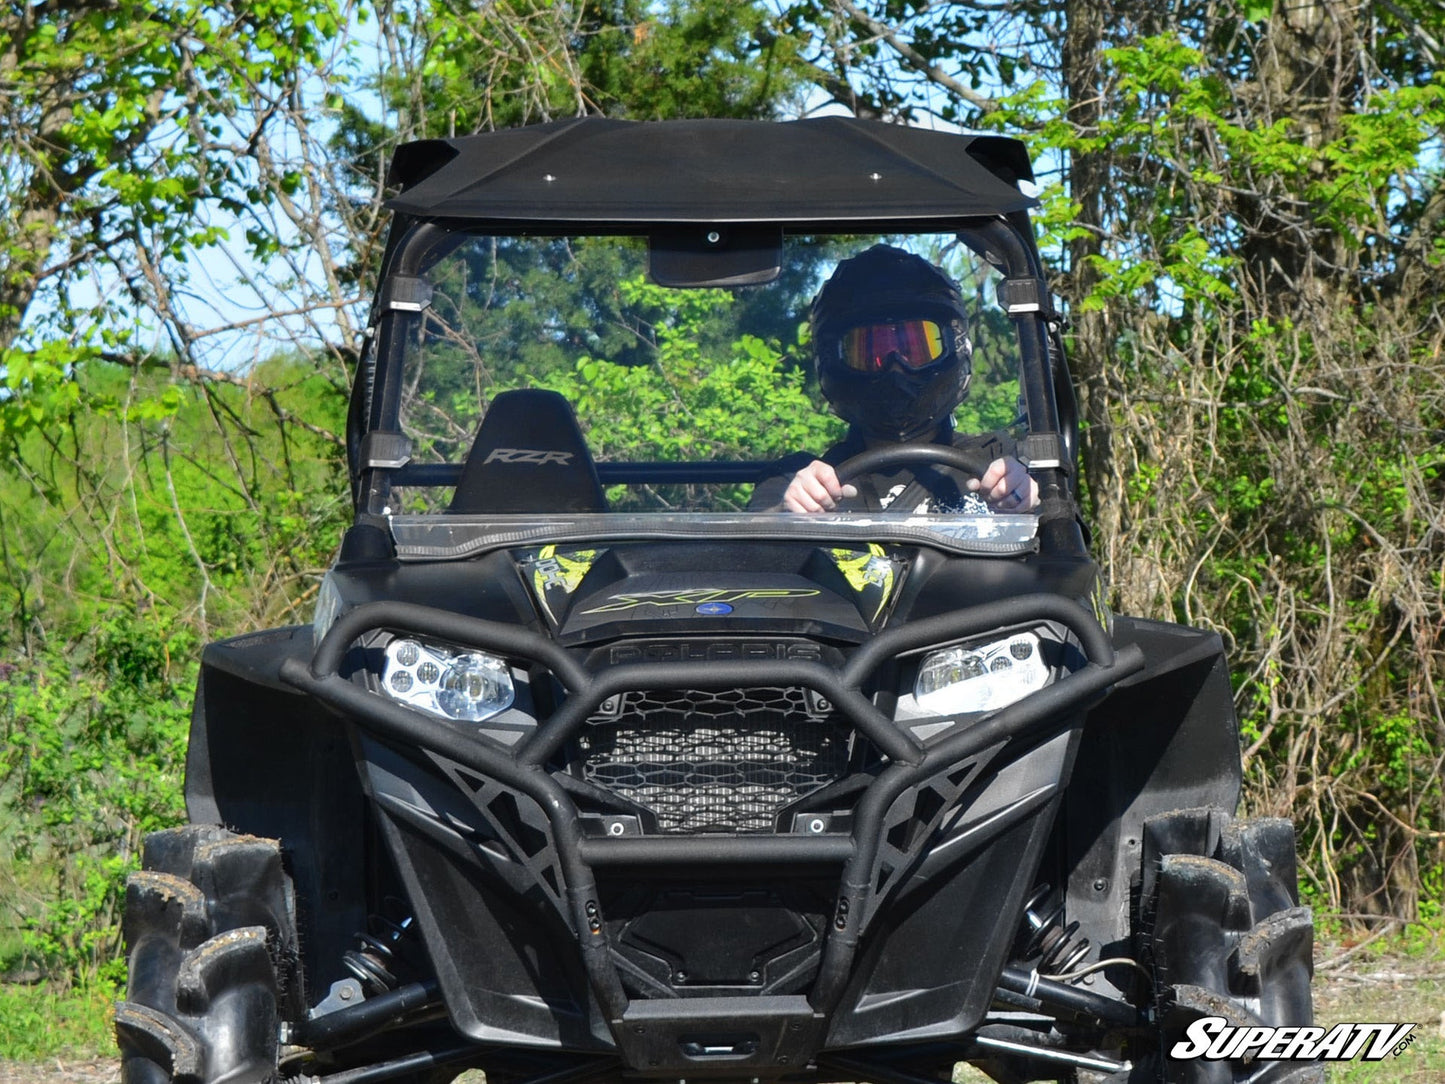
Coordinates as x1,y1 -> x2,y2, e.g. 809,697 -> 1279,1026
840,319 -> 948,372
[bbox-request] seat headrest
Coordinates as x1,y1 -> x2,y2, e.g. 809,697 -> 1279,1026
449,389 -> 607,513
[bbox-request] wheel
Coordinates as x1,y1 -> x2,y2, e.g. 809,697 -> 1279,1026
834,442 -> 992,484
116,825 -> 300,1084
1137,808 -> 1321,1084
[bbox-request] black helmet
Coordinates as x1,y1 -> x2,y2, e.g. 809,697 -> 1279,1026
812,244 -> 972,442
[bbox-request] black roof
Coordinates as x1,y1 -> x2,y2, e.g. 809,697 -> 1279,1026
384,117 -> 1037,226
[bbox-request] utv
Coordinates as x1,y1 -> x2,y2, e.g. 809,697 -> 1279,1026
116,118 -> 1318,1084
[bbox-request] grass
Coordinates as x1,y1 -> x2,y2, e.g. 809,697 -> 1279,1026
0,983 -> 116,1062
1312,921 -> 1445,1082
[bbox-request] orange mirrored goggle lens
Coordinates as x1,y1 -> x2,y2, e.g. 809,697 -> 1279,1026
841,320 -> 947,372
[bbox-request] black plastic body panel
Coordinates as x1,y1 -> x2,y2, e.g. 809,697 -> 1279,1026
827,730 -> 1077,1046
1061,614 -> 1243,998
185,626 -> 369,1000
359,715 -> 1084,1053
891,549 -> 1102,622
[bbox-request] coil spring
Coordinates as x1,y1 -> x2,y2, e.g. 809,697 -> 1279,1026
1018,884 -> 1091,976
342,911 -> 415,994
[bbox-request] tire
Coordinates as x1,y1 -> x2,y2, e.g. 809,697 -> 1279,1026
116,825 -> 301,1084
1137,807 -> 1321,1084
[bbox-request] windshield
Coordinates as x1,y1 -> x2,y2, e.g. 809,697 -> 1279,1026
368,230 -> 1041,556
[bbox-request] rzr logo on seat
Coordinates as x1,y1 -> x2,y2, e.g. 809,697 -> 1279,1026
483,448 -> 575,466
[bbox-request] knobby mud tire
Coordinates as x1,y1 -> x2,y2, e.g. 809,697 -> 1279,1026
1139,807 -> 1321,1084
115,825 -> 302,1084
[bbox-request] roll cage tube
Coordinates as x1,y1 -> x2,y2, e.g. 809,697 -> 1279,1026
962,220 -> 1080,546
278,595 -> 1146,1031
356,220 -> 463,516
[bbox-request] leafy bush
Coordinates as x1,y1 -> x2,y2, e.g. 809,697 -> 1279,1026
1,617 -> 192,986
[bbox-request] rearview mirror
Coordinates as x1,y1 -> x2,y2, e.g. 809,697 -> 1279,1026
649,226 -> 783,287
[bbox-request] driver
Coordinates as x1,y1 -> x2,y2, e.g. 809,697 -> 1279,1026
750,244 -> 1040,514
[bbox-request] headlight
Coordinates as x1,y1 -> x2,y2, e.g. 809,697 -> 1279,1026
914,632 -> 1051,715
382,638 -> 515,722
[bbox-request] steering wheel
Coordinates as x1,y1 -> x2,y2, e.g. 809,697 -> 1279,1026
834,443 -> 994,485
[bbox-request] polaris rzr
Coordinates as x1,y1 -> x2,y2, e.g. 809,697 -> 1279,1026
116,118 -> 1318,1084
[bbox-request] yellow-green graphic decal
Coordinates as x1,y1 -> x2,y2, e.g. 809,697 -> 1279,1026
533,545 -> 599,594
826,544 -> 900,623
581,588 -> 820,615
528,546 -> 602,623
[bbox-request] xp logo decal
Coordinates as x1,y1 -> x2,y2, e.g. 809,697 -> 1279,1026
581,588 -> 820,615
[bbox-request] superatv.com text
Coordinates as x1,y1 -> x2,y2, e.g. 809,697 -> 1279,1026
1170,1017 -> 1417,1062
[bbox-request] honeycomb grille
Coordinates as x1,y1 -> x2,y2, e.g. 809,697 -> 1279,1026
576,687 -> 851,834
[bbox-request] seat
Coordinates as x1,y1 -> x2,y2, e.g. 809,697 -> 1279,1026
448,389 -> 607,513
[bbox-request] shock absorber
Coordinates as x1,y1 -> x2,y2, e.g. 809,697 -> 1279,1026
1017,884 -> 1091,976
343,911 -> 417,994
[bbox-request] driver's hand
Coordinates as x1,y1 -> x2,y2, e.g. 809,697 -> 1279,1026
970,457 -> 1039,512
782,460 -> 859,513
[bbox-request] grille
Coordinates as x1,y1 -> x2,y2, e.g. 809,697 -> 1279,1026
576,687 -> 852,833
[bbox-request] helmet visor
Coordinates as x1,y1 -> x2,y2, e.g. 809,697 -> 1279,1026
841,319 -> 947,372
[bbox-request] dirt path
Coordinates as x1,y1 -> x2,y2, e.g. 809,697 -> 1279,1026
0,1060 -> 118,1084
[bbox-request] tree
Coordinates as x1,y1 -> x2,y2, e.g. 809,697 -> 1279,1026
0,0 -> 824,993
0,0 -> 357,358
779,0 -> 1445,918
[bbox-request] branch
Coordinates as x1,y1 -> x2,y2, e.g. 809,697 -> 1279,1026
828,0 -> 997,113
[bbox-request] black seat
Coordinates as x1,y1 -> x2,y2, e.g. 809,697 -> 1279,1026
449,389 -> 607,513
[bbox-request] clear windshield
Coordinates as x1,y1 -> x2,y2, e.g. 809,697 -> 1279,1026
377,231 -> 1038,555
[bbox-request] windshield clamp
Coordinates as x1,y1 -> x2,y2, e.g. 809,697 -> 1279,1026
361,431 -> 414,470
381,275 -> 433,313
1019,433 -> 1066,472
1000,277 -> 1058,319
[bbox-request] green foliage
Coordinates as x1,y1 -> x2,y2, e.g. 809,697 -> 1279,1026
0,981 -> 117,1060
1,620 -> 192,984
955,4 -> 1445,919
540,276 -> 844,506
334,0 -> 810,200
1,0 -> 348,378
0,353 -> 347,1007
